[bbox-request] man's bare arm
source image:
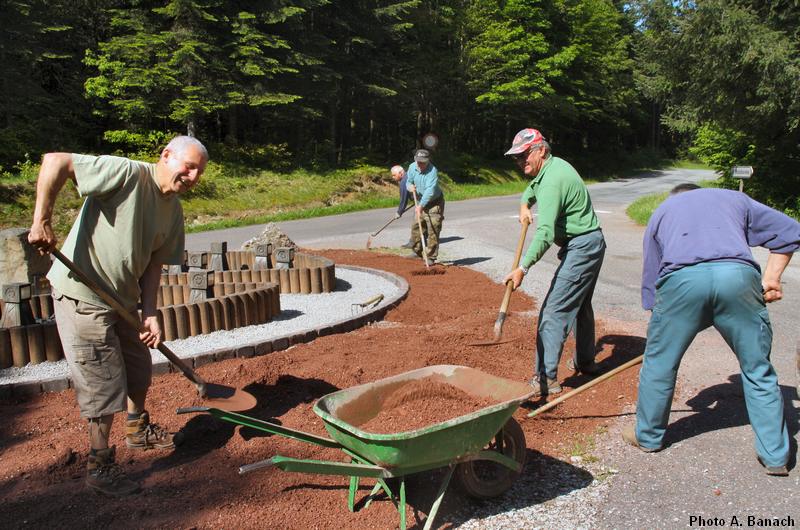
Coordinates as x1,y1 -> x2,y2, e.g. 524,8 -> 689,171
29,153 -> 76,254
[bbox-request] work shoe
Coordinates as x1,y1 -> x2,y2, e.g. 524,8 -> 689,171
86,446 -> 141,497
567,358 -> 602,375
621,424 -> 660,453
126,411 -> 184,450
529,374 -> 562,397
757,455 -> 789,476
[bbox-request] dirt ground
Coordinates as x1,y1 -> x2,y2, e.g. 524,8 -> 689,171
0,250 -> 645,529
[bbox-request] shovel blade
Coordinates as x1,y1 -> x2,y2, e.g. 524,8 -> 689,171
202,383 -> 257,412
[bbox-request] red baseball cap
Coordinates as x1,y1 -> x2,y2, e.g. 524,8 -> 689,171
504,128 -> 545,156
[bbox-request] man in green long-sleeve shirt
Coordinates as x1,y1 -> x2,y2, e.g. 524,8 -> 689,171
503,128 -> 606,396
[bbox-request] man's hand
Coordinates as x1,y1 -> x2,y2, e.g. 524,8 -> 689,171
415,205 -> 422,218
762,253 -> 791,303
503,267 -> 526,290
139,316 -> 162,348
762,278 -> 783,303
408,184 -> 416,194
28,220 -> 57,255
519,204 -> 533,225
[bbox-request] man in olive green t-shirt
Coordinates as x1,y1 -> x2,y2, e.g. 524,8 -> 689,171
502,129 -> 606,397
28,136 -> 208,496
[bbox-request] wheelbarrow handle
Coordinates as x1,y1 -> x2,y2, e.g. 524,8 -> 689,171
239,457 -> 277,475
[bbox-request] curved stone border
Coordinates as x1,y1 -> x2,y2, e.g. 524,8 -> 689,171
0,265 -> 409,399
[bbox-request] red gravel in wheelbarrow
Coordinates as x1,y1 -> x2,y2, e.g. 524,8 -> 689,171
357,377 -> 495,434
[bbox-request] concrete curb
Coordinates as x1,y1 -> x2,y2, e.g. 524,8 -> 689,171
0,265 -> 408,399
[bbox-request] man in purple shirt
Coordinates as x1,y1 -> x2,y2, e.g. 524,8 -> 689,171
624,183 -> 799,476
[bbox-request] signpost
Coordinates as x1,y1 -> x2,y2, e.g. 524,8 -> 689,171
731,165 -> 753,193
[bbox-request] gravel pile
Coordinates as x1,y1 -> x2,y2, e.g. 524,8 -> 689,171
453,456 -> 615,529
0,267 -> 400,386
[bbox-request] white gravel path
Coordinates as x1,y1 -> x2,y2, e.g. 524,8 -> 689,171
0,267 -> 400,386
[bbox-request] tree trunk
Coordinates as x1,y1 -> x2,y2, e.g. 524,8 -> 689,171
226,107 -> 238,145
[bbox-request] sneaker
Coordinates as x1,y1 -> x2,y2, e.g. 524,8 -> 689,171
126,411 -> 184,450
567,358 -> 602,375
86,446 -> 141,497
757,455 -> 789,476
621,424 -> 660,453
529,374 -> 562,397
401,241 -> 414,249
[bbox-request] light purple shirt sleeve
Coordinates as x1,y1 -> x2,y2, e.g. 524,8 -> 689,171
641,211 -> 663,310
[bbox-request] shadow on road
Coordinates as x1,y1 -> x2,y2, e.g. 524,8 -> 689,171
449,256 -> 492,266
664,375 -> 798,469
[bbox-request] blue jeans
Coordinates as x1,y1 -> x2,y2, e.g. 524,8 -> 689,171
535,229 -> 605,379
635,262 -> 789,467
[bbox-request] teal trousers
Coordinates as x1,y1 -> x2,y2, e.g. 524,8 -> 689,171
535,229 -> 605,379
636,262 -> 789,467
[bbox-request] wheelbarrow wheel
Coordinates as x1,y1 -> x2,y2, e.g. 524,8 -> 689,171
454,418 -> 526,499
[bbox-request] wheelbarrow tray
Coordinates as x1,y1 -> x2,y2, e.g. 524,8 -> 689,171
313,364 -> 535,474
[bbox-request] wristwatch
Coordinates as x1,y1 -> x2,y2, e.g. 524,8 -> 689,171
520,265 -> 530,275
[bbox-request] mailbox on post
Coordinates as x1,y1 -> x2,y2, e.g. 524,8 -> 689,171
731,166 -> 753,193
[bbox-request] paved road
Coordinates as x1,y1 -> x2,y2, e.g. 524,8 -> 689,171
188,168 -> 799,528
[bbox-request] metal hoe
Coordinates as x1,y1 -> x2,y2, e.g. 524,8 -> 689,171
51,249 -> 257,411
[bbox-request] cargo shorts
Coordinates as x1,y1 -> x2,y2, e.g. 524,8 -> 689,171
53,291 -> 152,418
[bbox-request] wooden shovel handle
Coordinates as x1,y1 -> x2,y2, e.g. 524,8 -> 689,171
411,191 -> 430,267
371,205 -> 413,237
527,354 -> 644,417
499,218 -> 531,313
51,249 -> 206,389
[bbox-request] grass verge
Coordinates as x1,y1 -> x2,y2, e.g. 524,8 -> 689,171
626,180 -> 721,226
2,153 -> 701,238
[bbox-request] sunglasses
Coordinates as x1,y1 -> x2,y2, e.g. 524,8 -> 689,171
511,150 -> 530,162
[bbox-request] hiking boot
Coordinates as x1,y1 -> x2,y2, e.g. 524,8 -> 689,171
757,455 -> 789,476
529,374 -> 562,397
621,424 -> 660,453
567,358 -> 602,375
86,446 -> 141,497
126,411 -> 184,450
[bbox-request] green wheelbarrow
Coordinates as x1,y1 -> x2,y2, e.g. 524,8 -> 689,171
178,365 -> 535,530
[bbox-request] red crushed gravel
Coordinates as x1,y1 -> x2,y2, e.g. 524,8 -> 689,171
356,377 -> 496,434
0,249 -> 645,529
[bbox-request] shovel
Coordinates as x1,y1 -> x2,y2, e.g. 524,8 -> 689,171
51,249 -> 257,412
366,205 -> 412,250
470,218 -> 530,346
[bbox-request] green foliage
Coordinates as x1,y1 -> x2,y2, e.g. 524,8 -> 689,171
103,130 -> 175,156
633,0 -> 800,212
689,125 -> 754,173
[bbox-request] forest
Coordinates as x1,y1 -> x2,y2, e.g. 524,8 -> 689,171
2,0 -> 798,212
